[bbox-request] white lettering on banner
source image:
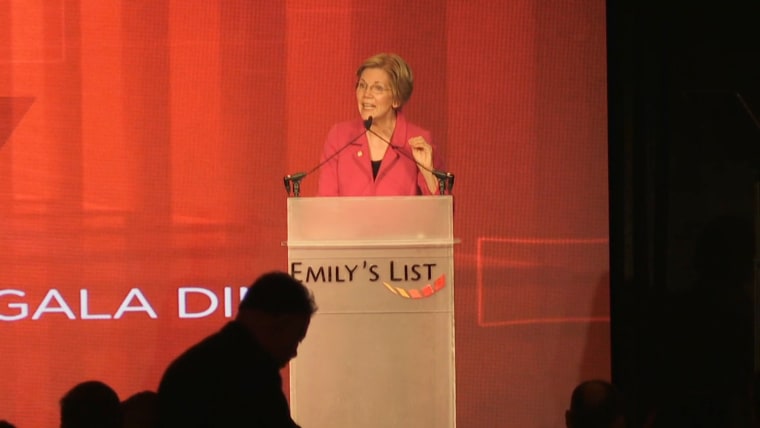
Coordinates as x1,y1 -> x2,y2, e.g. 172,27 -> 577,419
0,288 -> 157,321
0,289 -> 28,321
80,289 -> 112,320
0,286 -> 249,321
32,289 -> 76,320
178,287 -> 249,319
224,287 -> 233,318
178,287 -> 218,319
114,289 -> 158,319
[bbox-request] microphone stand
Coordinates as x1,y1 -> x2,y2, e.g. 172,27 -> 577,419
283,172 -> 306,198
364,126 -> 455,195
284,118 -> 374,197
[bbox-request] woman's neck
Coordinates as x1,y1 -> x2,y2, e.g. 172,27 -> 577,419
369,113 -> 397,140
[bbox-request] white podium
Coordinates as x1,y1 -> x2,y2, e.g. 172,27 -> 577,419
286,196 -> 457,428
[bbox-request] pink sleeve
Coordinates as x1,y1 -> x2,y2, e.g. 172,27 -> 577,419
417,130 -> 446,195
418,175 -> 436,195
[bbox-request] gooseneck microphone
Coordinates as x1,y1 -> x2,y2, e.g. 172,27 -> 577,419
284,117 -> 373,197
364,117 -> 455,195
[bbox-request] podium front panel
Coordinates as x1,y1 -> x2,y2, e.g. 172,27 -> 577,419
286,196 -> 456,428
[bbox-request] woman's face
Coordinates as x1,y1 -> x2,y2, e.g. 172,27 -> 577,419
356,67 -> 399,123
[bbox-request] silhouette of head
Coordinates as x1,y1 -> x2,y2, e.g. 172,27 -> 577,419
237,271 -> 317,368
566,380 -> 625,428
60,380 -> 122,428
121,390 -> 158,428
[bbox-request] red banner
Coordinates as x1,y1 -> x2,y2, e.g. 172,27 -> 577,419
0,1 -> 608,427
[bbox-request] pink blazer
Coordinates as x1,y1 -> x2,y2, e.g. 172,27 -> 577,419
316,112 -> 444,196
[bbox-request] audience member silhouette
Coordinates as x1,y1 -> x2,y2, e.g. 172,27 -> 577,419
565,379 -> 625,428
59,380 -> 122,428
121,390 -> 157,428
154,271 -> 317,428
0,420 -> 16,428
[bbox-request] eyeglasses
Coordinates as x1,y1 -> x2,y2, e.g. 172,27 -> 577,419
356,81 -> 389,95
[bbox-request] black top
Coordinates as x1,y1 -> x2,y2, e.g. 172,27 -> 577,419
155,321 -> 300,428
371,159 -> 382,179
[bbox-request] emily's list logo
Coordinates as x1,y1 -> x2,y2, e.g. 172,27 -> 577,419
381,274 -> 446,299
290,260 -> 447,299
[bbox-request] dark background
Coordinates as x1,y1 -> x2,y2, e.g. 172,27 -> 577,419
608,0 -> 760,425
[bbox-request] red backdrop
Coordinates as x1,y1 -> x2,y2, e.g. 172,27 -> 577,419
0,1 -> 608,427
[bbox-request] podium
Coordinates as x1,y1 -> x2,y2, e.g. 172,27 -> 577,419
285,196 -> 457,428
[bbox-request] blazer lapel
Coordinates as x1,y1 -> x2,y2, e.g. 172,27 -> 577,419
347,123 -> 374,183
379,112 -> 408,176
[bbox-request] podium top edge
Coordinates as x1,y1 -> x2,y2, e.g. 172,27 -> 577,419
286,195 -> 453,201
281,239 -> 461,248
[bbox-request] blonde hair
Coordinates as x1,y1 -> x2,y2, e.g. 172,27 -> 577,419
356,53 -> 414,109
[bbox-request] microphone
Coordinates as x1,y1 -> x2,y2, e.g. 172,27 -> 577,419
364,117 -> 455,195
284,117 -> 373,196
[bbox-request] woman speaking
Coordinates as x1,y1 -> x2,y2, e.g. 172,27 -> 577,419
317,53 -> 445,196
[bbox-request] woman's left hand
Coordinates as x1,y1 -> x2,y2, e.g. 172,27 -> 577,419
408,136 -> 433,170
